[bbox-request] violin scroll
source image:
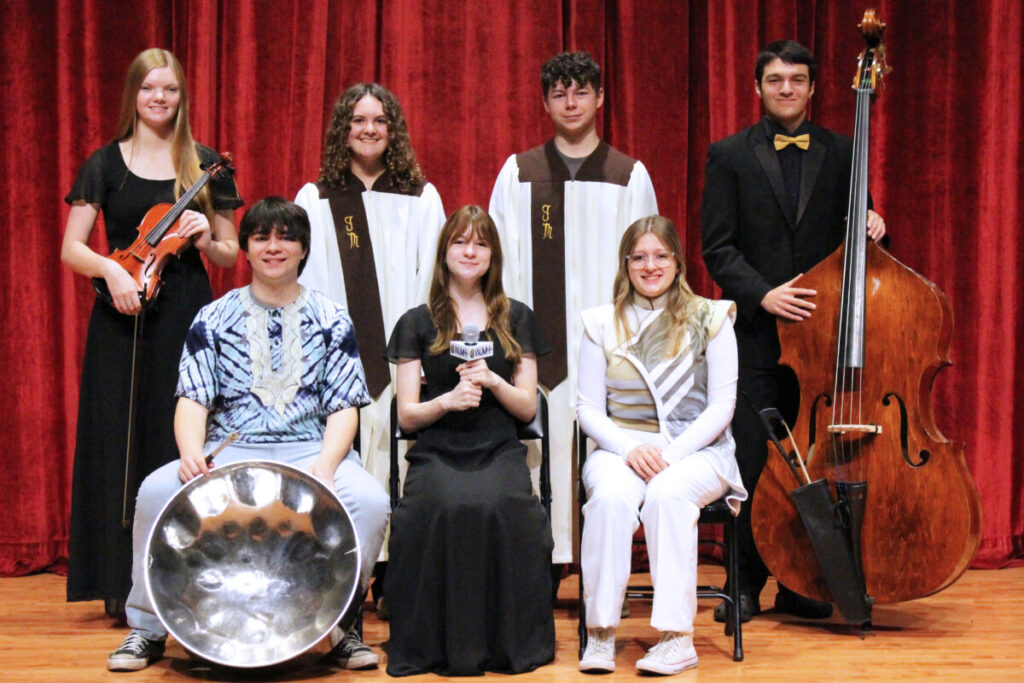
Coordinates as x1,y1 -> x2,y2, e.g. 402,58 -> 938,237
201,152 -> 235,182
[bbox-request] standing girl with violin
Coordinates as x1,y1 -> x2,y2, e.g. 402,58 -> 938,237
60,48 -> 242,619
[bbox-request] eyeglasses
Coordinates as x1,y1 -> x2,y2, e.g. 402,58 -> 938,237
625,251 -> 675,268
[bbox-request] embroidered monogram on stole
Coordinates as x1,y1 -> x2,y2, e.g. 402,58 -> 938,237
541,203 -> 553,239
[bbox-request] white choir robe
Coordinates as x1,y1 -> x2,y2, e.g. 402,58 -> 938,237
488,146 -> 658,562
295,181 -> 445,559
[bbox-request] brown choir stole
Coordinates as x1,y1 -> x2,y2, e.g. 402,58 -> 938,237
517,140 -> 637,388
319,173 -> 424,398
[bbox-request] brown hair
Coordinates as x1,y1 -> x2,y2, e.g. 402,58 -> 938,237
541,51 -> 602,96
317,83 -> 425,193
114,48 -> 212,220
612,215 -> 697,356
427,206 -> 521,365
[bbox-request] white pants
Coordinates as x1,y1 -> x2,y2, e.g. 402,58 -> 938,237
581,447 -> 728,633
544,380 -> 574,563
125,442 -> 390,640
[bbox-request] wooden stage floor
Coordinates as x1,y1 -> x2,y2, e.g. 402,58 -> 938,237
2,566 -> 1022,681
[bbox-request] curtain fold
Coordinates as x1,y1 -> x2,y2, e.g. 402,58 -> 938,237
2,0 -> 1020,575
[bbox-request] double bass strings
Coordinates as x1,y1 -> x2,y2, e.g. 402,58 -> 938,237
833,47 -> 876,488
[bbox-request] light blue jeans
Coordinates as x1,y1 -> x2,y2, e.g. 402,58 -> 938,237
125,441 -> 389,640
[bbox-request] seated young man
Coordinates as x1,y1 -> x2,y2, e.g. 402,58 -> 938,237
107,196 -> 390,672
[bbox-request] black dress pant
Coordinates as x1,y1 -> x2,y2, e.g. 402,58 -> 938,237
732,363 -> 799,597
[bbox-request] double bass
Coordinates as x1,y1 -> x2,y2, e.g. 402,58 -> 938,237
750,10 -> 982,615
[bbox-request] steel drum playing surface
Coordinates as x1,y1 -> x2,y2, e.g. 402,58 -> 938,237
145,459 -> 360,667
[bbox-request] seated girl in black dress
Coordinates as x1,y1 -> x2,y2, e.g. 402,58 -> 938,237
384,205 -> 555,676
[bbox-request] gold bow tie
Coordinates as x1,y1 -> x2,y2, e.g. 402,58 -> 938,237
774,133 -> 810,150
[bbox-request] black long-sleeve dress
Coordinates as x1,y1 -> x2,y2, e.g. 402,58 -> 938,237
64,141 -> 242,607
384,301 -> 555,676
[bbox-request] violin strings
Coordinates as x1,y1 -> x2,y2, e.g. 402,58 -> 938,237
148,171 -> 213,246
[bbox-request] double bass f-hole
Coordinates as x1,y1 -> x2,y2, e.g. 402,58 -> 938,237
881,392 -> 929,467
804,391 -> 831,465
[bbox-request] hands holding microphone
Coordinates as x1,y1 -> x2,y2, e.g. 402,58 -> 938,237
444,324 -> 495,412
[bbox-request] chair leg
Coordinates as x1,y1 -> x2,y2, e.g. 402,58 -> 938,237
551,563 -> 563,606
725,517 -> 744,661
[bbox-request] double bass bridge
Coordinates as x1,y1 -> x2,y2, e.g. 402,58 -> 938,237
827,424 -> 883,434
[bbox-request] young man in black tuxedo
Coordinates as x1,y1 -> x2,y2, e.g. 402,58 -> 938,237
701,40 -> 885,622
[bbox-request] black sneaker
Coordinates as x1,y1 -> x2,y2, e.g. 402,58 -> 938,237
107,631 -> 165,671
327,625 -> 379,670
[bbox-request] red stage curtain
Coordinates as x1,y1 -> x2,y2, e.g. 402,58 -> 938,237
1,0 -> 1020,575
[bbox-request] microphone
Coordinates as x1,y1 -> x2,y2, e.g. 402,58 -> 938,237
450,323 -> 494,362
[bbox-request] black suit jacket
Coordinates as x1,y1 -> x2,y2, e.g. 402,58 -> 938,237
701,119 -> 854,367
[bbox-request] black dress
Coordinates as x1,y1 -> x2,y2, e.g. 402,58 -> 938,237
384,302 -> 555,676
64,142 -> 243,605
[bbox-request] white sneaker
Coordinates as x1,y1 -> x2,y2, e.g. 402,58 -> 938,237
579,627 -> 616,672
636,632 -> 698,675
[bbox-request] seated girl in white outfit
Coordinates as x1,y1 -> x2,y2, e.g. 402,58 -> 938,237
577,215 -> 747,675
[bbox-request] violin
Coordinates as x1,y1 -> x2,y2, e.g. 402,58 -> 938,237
94,153 -> 235,310
750,10 -> 982,612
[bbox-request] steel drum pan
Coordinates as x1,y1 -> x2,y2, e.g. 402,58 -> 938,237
145,459 -> 360,668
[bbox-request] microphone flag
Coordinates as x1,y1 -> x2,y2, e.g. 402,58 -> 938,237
450,323 -> 494,361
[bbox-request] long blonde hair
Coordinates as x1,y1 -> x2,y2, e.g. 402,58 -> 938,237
114,48 -> 212,220
427,206 -> 521,365
612,215 -> 697,356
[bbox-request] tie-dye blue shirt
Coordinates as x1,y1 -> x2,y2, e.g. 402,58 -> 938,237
176,286 -> 370,443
